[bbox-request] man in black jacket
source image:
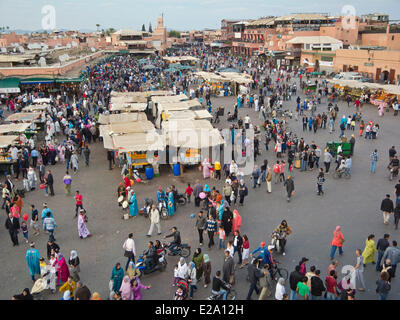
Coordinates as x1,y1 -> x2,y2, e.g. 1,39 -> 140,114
47,239 -> 60,260
310,270 -> 325,300
376,234 -> 390,271
5,212 -> 20,246
165,226 -> 181,255
195,211 -> 206,245
381,194 -> 394,225
233,230 -> 243,266
46,170 -> 54,196
289,265 -> 303,300
246,259 -> 264,300
211,270 -> 228,300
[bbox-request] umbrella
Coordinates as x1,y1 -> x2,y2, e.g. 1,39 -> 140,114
164,68 -> 178,73
217,67 -> 240,73
142,64 -> 156,70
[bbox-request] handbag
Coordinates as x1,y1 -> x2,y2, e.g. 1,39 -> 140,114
39,183 -> 46,189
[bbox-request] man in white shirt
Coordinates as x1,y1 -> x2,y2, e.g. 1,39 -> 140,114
147,204 -> 162,237
123,233 -> 136,271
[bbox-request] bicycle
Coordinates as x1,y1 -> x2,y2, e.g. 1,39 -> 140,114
333,169 -> 351,179
271,261 -> 288,282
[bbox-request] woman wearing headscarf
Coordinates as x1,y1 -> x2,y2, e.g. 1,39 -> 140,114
202,254 -> 211,288
127,261 -> 141,280
167,190 -> 175,216
221,207 -> 233,237
128,190 -> 138,218
52,253 -> 70,285
275,278 -> 286,300
192,248 -> 204,281
330,226 -> 344,260
110,262 -> 124,294
202,158 -> 211,179
78,209 -> 91,238
90,292 -> 102,300
119,275 -> 133,300
131,277 -> 151,300
61,290 -> 72,300
177,257 -> 188,280
362,234 -> 378,265
232,209 -> 242,234
68,250 -> 80,282
186,262 -> 197,299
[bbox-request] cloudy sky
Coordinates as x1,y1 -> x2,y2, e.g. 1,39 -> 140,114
0,0 -> 399,31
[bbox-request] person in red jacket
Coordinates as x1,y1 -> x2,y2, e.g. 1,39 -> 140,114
330,226 -> 344,260
184,183 -> 193,203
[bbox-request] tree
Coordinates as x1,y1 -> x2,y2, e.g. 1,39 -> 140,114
148,22 -> 152,33
96,24 -> 100,31
168,30 -> 181,38
142,24 -> 146,32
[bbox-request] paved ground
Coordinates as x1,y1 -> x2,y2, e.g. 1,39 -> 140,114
1,75 -> 400,300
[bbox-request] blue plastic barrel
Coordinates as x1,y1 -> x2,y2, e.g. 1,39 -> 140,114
173,163 -> 181,176
145,166 -> 154,180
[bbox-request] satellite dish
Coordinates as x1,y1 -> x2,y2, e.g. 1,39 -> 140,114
59,54 -> 69,63
71,41 -> 77,47
91,47 -> 96,52
17,46 -> 25,53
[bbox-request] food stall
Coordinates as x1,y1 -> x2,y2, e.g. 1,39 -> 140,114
0,135 -> 19,175
162,119 -> 225,166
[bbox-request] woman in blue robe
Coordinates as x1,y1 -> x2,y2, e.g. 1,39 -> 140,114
129,191 -> 138,217
167,191 -> 175,216
26,243 -> 41,281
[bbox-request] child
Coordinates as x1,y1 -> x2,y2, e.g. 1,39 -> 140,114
218,226 -> 226,249
184,184 -> 193,203
210,166 -> 215,179
21,221 -> 29,243
351,118 -> 356,131
172,264 -> 180,286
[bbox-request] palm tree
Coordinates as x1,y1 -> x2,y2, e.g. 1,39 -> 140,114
96,24 -> 100,32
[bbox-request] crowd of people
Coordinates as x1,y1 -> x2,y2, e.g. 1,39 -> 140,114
3,45 -> 399,301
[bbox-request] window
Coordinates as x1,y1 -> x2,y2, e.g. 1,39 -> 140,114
392,35 -> 395,41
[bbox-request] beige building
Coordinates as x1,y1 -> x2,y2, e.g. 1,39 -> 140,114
334,49 -> 400,84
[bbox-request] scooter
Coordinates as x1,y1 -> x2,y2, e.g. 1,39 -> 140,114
135,248 -> 167,277
270,231 -> 282,254
158,200 -> 169,220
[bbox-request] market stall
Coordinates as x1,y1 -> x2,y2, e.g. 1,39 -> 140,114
98,112 -> 148,125
162,119 -> 225,165
0,135 -> 19,175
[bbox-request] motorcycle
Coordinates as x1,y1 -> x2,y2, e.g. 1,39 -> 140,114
270,231 -> 282,254
142,198 -> 153,218
176,193 -> 187,206
208,282 -> 236,300
135,247 -> 167,277
158,200 -> 169,220
163,242 -> 191,258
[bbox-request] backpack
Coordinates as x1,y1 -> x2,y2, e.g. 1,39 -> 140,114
274,164 -> 280,174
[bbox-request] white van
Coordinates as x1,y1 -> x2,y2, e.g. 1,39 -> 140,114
333,72 -> 362,81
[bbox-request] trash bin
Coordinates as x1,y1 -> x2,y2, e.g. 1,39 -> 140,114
173,163 -> 181,176
145,166 -> 154,180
